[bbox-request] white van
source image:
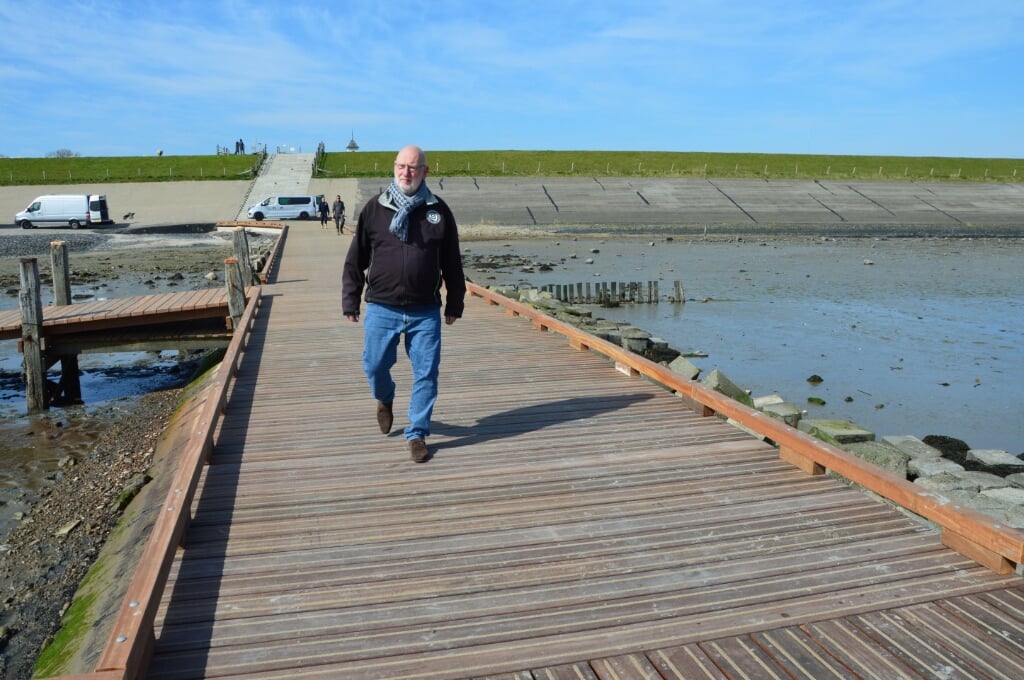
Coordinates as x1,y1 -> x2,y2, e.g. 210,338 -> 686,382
16,194 -> 111,229
246,195 -> 321,221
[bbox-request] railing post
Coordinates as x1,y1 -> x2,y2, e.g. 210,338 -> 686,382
225,257 -> 246,329
19,258 -> 47,412
231,227 -> 258,286
50,241 -> 82,404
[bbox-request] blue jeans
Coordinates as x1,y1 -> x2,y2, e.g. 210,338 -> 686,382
362,302 -> 442,441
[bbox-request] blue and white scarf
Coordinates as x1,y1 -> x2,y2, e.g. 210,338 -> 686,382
387,180 -> 430,242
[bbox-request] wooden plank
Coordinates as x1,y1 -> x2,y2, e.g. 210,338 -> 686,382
161,501 -> 899,592
531,662 -> 600,680
156,523 -> 932,628
590,653 -> 663,679
779,444 -> 825,476
938,590 -> 1024,654
699,636 -> 794,679
751,627 -> 860,679
852,608 -> 997,678
801,618 -> 921,679
892,602 -> 1024,676
943,527 -> 1015,573
648,644 -> 729,679
148,555 -> 1008,672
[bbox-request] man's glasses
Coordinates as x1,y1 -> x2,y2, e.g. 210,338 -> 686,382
394,163 -> 426,173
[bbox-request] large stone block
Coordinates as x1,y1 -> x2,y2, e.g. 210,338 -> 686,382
798,418 -> 875,446
910,457 -> 965,477
753,394 -> 785,408
700,369 -> 753,408
966,449 -> 1024,477
619,326 -> 652,352
882,435 -> 943,460
844,440 -> 911,477
915,472 -> 975,493
981,486 -> 1024,506
945,490 -> 1024,529
760,400 -> 802,427
667,355 -> 701,380
955,470 -> 1012,491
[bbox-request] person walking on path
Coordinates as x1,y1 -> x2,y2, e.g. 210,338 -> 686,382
318,197 -> 330,228
332,195 -> 346,234
342,145 -> 466,463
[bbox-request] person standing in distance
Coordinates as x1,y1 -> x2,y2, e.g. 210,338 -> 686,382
318,196 -> 331,228
332,194 -> 346,234
341,145 -> 466,463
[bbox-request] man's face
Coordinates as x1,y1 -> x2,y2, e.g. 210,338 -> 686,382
394,148 -> 427,195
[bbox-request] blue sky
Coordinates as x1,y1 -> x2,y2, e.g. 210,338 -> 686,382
1,0 -> 1022,158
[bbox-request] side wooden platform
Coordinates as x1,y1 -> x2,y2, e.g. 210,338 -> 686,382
0,288 -> 235,342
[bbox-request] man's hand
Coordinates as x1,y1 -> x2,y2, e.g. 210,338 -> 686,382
345,313 -> 360,323
445,315 -> 458,325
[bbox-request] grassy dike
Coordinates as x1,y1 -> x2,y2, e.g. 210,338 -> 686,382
2,150 -> 1021,186
317,149 -> 1023,182
0,153 -> 264,186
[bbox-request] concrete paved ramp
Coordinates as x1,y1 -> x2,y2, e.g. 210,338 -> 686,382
234,153 -> 316,220
360,176 -> 1024,236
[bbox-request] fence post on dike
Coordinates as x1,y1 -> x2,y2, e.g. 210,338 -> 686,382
18,258 -> 47,413
50,241 -> 82,404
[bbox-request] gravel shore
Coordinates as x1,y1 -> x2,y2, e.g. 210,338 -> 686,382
0,389 -> 182,679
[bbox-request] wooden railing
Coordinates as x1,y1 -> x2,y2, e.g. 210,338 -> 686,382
47,225 -> 289,680
101,292 -> 260,679
214,221 -> 288,284
467,282 -> 1024,574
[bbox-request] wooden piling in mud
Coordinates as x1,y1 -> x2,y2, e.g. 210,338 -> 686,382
18,258 -> 46,412
50,241 -> 82,404
541,280 -> 680,306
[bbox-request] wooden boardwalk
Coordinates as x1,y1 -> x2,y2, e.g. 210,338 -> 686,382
88,224 -> 1022,680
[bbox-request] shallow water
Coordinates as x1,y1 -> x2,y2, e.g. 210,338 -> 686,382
0,233 -> 230,539
463,235 -> 1024,454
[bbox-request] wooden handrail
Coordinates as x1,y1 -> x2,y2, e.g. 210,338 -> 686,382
47,290 -> 263,680
46,226 -> 283,679
213,221 -> 288,284
257,223 -> 287,284
467,282 -> 1024,573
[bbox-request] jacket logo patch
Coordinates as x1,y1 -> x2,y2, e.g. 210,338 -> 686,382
426,210 -> 441,224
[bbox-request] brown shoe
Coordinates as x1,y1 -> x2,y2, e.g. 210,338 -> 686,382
376,401 -> 393,434
409,438 -> 429,463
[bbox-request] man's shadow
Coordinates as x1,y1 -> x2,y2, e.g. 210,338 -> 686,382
433,393 -> 654,450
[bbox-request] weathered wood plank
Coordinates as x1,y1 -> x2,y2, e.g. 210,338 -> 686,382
802,617 -> 921,679
0,289 -> 234,340
648,644 -> 729,679
750,627 -> 861,679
